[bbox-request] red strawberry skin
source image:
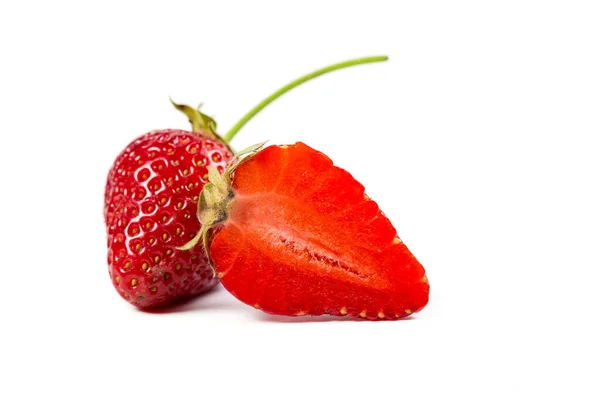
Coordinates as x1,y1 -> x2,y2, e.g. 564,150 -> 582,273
105,129 -> 232,308
209,142 -> 429,320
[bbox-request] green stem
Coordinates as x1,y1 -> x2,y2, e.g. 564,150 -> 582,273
224,55 -> 388,143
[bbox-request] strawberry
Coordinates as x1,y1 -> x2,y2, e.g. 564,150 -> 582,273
185,142 -> 429,319
104,55 -> 389,308
104,106 -> 234,308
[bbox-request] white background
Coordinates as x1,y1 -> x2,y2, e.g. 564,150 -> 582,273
1,1 -> 599,399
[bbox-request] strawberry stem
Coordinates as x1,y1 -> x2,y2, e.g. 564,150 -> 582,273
224,55 -> 388,143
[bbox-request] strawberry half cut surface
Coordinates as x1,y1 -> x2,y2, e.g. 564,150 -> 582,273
190,142 -> 430,320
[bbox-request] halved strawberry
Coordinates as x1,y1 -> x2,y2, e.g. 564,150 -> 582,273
187,142 -> 429,319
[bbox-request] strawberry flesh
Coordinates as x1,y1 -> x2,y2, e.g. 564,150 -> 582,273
209,142 -> 429,319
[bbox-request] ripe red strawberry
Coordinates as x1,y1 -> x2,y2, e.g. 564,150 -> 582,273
104,109 -> 233,308
188,142 -> 429,319
104,55 -> 389,308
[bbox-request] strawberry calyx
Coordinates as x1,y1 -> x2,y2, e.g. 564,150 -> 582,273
177,142 -> 267,264
170,98 -> 226,141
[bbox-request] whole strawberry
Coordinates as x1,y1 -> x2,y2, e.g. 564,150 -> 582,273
104,56 -> 388,308
105,104 -> 233,308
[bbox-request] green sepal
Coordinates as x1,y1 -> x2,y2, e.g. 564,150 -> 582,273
224,141 -> 268,180
170,98 -> 223,141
